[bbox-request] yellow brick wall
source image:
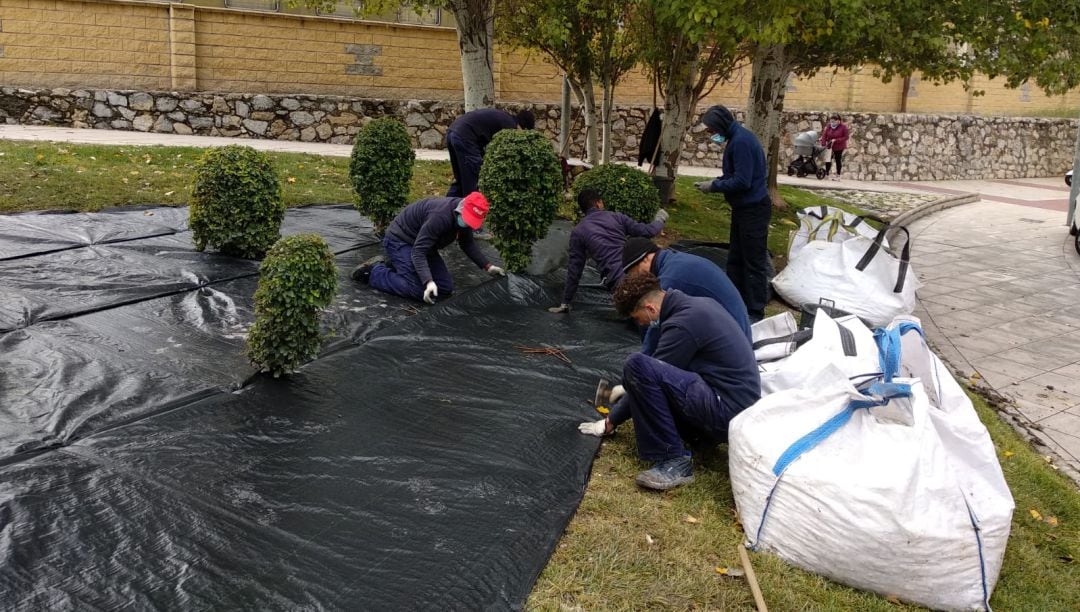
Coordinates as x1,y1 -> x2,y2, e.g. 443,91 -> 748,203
0,0 -> 1078,118
0,0 -> 171,91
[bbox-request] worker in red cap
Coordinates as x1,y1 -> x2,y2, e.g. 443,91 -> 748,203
351,192 -> 505,304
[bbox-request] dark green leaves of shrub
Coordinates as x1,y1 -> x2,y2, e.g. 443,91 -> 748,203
572,164 -> 661,222
349,117 -> 415,234
478,130 -> 562,272
246,233 -> 338,377
190,145 -> 285,259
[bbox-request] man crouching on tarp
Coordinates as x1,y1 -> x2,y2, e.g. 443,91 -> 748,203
579,274 -> 760,490
351,192 -> 505,304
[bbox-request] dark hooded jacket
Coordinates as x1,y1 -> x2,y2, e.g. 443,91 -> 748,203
701,106 -> 769,207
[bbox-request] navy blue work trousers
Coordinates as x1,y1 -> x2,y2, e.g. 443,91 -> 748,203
622,353 -> 735,462
368,235 -> 454,302
445,130 -> 483,198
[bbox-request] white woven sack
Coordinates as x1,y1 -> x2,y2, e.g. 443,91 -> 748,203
772,226 -> 919,328
729,322 -> 1013,611
789,206 -> 883,259
758,310 -> 879,395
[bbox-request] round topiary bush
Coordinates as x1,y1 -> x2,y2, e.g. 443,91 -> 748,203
349,117 -> 415,234
190,145 -> 285,259
571,164 -> 661,222
246,233 -> 338,377
477,130 -> 563,272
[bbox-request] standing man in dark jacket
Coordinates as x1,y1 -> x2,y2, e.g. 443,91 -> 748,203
446,108 -> 535,198
351,193 -> 505,304
693,105 -> 771,322
620,237 -> 752,348
547,189 -> 668,313
578,274 -> 760,491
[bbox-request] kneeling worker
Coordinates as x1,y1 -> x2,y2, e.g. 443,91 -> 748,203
547,188 -> 668,313
351,193 -> 505,304
579,274 -> 760,490
620,237 -> 752,348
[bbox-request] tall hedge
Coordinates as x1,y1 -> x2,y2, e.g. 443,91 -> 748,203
246,233 -> 338,377
477,130 -> 563,272
349,117 -> 415,233
571,164 -> 661,222
190,145 -> 284,259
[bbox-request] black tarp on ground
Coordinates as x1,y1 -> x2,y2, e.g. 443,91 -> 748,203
0,206 -> 628,610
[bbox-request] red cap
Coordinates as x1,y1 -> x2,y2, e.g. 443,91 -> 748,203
460,192 -> 490,230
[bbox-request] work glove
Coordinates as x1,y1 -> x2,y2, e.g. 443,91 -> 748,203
610,384 -> 625,404
486,264 -> 506,277
423,281 -> 438,305
694,180 -> 713,193
653,208 -> 669,224
577,419 -> 609,437
547,303 -> 571,314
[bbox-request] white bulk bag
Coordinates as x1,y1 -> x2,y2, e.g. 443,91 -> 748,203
750,311 -> 806,363
730,321 -> 1013,611
788,206 -> 885,259
758,310 -> 879,395
772,223 -> 919,328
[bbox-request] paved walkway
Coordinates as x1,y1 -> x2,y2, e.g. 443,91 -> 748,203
906,177 -> 1080,484
3,124 -> 1078,480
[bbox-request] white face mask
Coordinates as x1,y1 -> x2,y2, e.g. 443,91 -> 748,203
830,121 -> 838,128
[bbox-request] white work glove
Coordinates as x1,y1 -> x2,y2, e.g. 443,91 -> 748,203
577,419 -> 608,437
548,303 -> 571,314
486,264 -> 506,277
423,281 -> 438,305
610,384 -> 625,404
694,180 -> 713,193
653,208 -> 669,224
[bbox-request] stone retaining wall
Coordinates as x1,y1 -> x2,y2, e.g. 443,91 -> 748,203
2,87 -> 1075,181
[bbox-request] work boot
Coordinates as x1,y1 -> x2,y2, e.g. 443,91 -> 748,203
350,255 -> 386,284
635,455 -> 694,491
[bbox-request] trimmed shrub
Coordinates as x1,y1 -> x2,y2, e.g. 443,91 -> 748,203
571,164 -> 661,222
477,130 -> 563,272
349,117 -> 415,233
190,145 -> 284,259
246,233 -> 338,377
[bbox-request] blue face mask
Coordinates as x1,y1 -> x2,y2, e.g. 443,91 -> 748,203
648,318 -> 660,329
456,215 -> 470,229
710,134 -> 726,145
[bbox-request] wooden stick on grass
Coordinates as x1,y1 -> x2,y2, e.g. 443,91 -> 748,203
738,545 -> 768,612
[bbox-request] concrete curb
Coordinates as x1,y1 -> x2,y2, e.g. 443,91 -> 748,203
892,192 -> 980,227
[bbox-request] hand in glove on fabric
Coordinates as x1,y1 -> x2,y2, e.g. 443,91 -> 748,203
694,180 -> 714,193
577,418 -> 613,437
486,264 -> 506,277
423,281 -> 438,304
547,303 -> 571,314
653,208 -> 669,224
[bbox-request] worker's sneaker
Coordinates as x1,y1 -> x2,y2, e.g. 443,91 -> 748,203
635,455 -> 693,491
350,255 -> 386,284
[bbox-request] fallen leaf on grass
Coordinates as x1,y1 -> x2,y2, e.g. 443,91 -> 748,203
1060,554 -> 1074,564
1030,508 -> 1043,521
164,191 -> 175,197
644,533 -> 655,545
684,515 -> 700,524
287,177 -> 297,184
715,567 -> 744,577
1046,516 -> 1059,527
886,595 -> 903,605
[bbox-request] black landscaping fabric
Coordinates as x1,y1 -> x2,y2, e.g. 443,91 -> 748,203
0,205 -> 631,610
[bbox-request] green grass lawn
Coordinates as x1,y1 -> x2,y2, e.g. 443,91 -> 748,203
2,139 -> 1077,610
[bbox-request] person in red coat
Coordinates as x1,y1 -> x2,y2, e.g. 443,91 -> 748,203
820,113 -> 850,180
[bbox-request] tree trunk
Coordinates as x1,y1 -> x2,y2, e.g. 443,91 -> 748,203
569,78 -> 600,164
601,76 -> 616,163
449,0 -> 495,111
655,46 -> 701,196
746,43 -> 791,209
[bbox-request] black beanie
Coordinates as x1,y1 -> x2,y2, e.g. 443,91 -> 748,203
621,237 -> 660,274
702,105 -> 735,135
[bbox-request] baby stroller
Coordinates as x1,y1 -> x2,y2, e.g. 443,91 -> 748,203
787,130 -> 830,180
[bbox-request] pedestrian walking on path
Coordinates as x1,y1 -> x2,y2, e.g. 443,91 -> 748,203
821,113 -> 850,180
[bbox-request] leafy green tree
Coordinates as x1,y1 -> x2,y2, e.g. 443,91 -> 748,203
499,0 -> 638,163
